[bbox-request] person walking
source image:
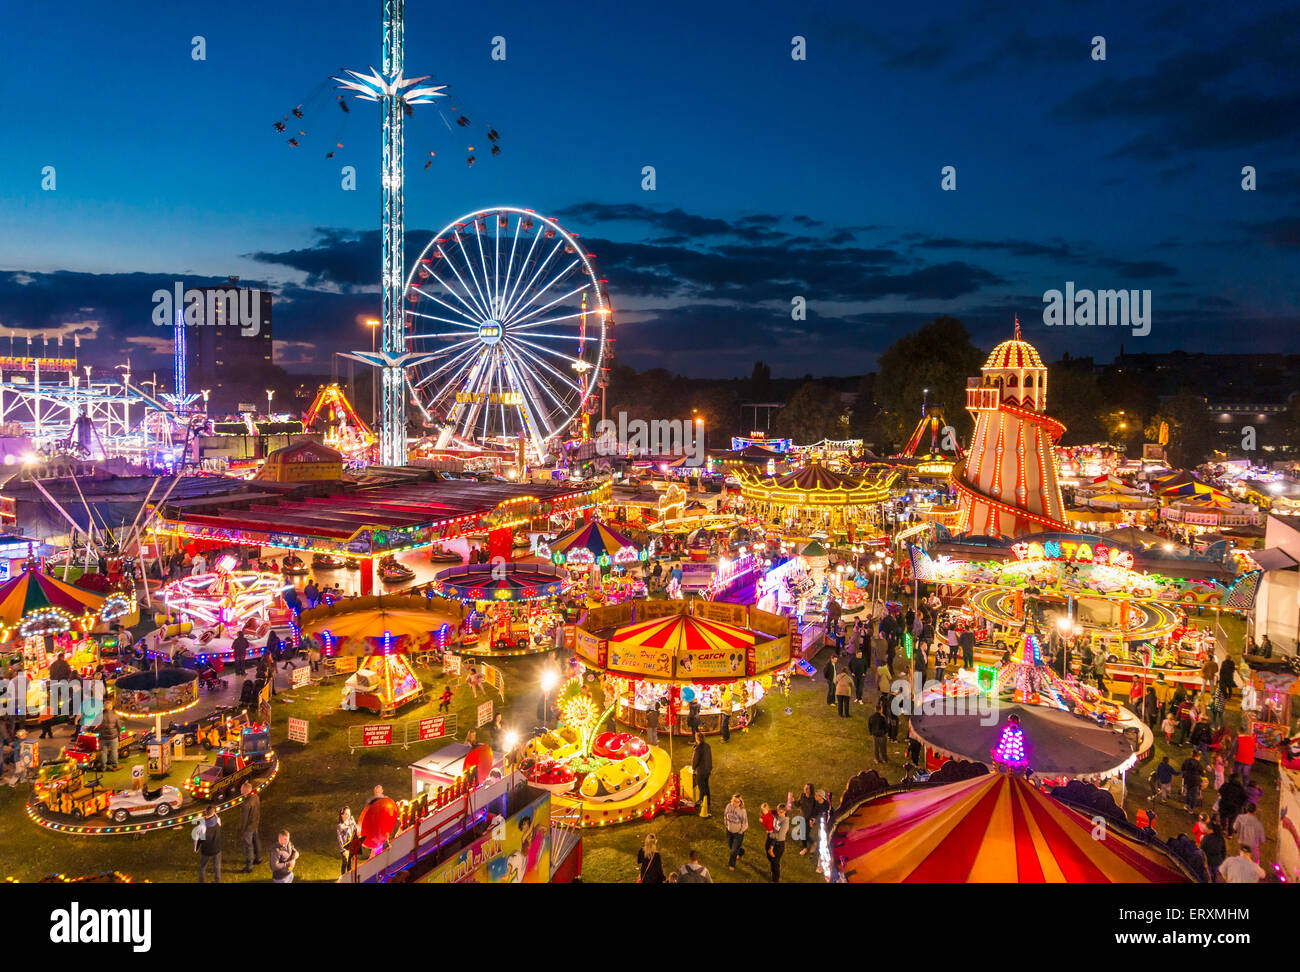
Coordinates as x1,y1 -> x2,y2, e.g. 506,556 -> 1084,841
1219,845 -> 1265,883
822,655 -> 837,705
1201,654 -> 1219,694
337,807 -> 358,876
719,690 -> 733,742
1217,775 -> 1247,833
1233,729 -> 1256,786
766,804 -> 789,883
692,732 -> 713,818
869,700 -> 889,764
850,650 -> 868,704
646,700 -> 660,747
238,782 -> 262,873
1180,753 -> 1204,812
834,668 -> 853,718
724,793 -> 749,870
636,834 -> 665,883
269,829 -> 299,883
1218,655 -> 1237,702
197,806 -> 223,883
1151,756 -> 1174,803
959,627 -> 975,670
1233,805 -> 1265,862
1201,819 -> 1228,882
231,631 -> 249,677
795,784 -> 819,857
677,849 -> 712,883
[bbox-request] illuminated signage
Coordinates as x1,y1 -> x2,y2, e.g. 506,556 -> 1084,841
1009,539 -> 1135,570
455,391 -> 524,406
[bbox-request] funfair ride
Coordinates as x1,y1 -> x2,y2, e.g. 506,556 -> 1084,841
404,207 -> 611,465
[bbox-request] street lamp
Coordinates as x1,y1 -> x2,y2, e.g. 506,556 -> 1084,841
266,389 -> 274,417
201,389 -> 210,413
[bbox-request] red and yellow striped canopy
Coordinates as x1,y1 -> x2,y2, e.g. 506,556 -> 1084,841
832,773 -> 1191,883
0,569 -> 107,627
609,611 -> 756,655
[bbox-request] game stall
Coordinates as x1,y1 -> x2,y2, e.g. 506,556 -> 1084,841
571,599 -> 794,737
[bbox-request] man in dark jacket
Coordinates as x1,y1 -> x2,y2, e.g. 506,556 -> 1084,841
1217,776 -> 1247,831
198,807 -> 223,883
849,651 -> 868,704
868,702 -> 889,763
1219,656 -> 1237,701
692,732 -> 713,819
238,782 -> 262,872
958,628 -> 975,670
231,632 -> 250,676
1180,754 -> 1204,812
822,656 -> 836,705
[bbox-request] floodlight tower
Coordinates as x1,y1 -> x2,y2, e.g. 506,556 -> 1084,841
335,1 -> 444,466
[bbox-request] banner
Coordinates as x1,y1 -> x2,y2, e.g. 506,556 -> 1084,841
676,647 -> 745,679
574,627 -> 607,667
361,724 -> 393,747
418,716 -> 448,741
419,791 -> 551,884
607,643 -> 674,679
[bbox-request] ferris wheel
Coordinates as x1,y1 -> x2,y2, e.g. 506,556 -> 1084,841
404,206 -> 611,461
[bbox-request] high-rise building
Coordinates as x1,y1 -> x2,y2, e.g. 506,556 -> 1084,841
183,286 -> 273,412
952,323 -> 1068,537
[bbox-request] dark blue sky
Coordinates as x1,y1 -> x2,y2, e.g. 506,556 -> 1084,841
0,0 -> 1296,382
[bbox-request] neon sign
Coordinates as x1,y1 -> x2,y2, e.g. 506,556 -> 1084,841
1009,539 -> 1134,570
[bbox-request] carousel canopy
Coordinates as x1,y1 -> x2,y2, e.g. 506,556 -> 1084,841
832,771 -> 1192,883
738,463 -> 895,507
431,562 -> 571,602
547,522 -> 640,562
0,567 -> 107,626
611,611 -> 757,655
909,702 -> 1138,779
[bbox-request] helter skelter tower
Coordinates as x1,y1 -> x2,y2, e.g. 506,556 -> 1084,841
335,1 -> 443,466
951,321 -> 1068,538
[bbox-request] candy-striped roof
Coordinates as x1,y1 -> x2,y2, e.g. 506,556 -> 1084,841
609,611 -> 757,654
0,568 -> 107,626
983,338 -> 1045,370
832,772 -> 1191,883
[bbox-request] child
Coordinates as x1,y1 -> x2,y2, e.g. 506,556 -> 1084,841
759,802 -> 774,834
1192,812 -> 1210,846
1161,711 -> 1177,743
438,686 -> 453,713
1212,754 -> 1225,791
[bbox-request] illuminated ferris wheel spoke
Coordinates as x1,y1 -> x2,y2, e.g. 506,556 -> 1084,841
405,207 -> 608,461
449,232 -> 495,322
499,236 -> 567,323
501,274 -> 584,332
472,222 -> 496,315
506,339 -> 583,395
423,271 -> 489,325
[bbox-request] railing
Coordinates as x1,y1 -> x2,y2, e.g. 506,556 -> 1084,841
345,713 -> 460,753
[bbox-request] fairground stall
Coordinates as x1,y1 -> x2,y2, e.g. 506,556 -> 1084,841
540,521 -> 648,605
297,594 -> 466,717
573,599 -> 794,737
423,562 -> 570,657
0,564 -> 136,722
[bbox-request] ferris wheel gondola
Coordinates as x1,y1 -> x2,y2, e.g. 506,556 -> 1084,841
403,206 -> 611,462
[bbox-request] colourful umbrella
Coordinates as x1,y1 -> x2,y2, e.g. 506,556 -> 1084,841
831,772 -> 1192,883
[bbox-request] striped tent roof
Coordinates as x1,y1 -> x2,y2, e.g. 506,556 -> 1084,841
548,522 -> 638,558
983,338 -> 1045,370
0,568 -> 107,626
609,611 -> 757,655
832,772 -> 1191,883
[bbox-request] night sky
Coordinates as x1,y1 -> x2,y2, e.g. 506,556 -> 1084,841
0,0 -> 1297,382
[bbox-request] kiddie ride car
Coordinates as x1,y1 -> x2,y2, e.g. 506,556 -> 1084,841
183,750 -> 259,802
32,759 -> 110,818
106,781 -> 183,822
60,729 -> 142,766
378,555 -> 416,584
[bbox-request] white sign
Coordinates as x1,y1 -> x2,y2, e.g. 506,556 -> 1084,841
287,717 -> 309,744
290,665 -> 312,689
476,700 -> 494,728
444,653 -> 462,676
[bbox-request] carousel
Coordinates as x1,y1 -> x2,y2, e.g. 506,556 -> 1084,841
572,599 -> 794,737
540,521 -> 649,606
426,562 -> 570,657
297,594 -> 466,717
734,463 -> 896,540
